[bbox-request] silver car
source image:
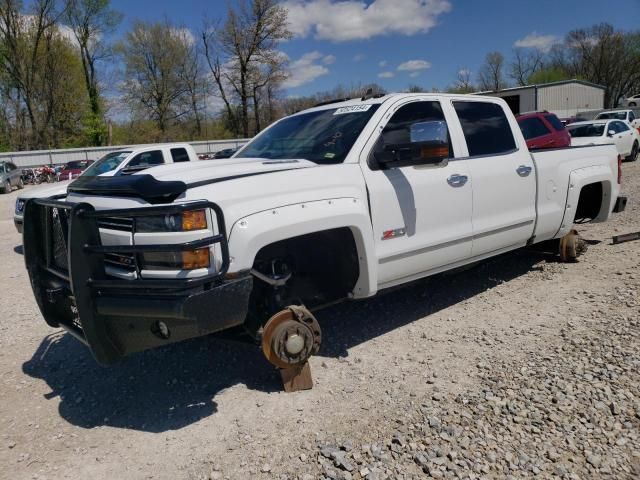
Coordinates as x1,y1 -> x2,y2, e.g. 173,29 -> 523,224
1,161 -> 24,193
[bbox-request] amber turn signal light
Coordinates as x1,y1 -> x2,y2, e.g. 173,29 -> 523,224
182,210 -> 207,231
182,248 -> 210,269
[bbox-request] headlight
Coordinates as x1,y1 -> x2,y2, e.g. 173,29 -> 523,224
136,209 -> 207,233
15,199 -> 25,215
140,248 -> 210,270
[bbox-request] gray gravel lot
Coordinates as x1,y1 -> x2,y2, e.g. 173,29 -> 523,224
0,162 -> 638,480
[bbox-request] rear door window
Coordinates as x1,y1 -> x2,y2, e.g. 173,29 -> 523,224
544,114 -> 565,131
518,117 -> 551,140
615,121 -> 630,132
170,148 -> 190,163
453,101 -> 517,156
127,150 -> 164,168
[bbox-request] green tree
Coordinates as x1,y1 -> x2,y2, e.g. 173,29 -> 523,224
65,0 -> 123,145
477,51 -> 507,91
118,20 -> 192,137
527,67 -> 571,85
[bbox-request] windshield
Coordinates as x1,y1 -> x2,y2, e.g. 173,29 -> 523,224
236,104 -> 380,164
82,151 -> 132,176
596,112 -> 626,120
65,160 -> 91,170
568,124 -> 605,137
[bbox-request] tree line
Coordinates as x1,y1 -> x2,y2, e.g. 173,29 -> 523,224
447,23 -> 640,109
1,0 -> 639,153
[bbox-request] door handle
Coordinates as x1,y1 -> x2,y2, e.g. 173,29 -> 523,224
447,174 -> 468,187
516,165 -> 532,177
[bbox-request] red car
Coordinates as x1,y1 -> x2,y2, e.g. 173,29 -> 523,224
58,160 -> 94,181
516,111 -> 571,150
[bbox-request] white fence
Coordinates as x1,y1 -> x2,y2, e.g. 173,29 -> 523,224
0,139 -> 250,168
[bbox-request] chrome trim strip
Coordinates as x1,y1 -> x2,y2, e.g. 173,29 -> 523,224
378,219 -> 534,264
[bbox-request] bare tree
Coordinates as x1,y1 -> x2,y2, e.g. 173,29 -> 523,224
248,52 -> 287,133
509,48 -> 544,86
204,0 -> 291,137
179,33 -> 205,138
564,23 -> 640,107
65,0 -> 122,144
201,21 -> 238,135
447,68 -> 475,93
118,20 -> 192,136
477,51 -> 507,91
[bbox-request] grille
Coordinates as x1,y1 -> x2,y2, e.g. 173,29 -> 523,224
97,216 -> 133,232
50,207 -> 69,272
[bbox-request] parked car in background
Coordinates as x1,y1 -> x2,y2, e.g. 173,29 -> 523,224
214,147 -> 238,159
567,119 -> 639,161
1,160 -> 24,193
595,109 -> 640,130
13,143 -> 200,233
516,111 -> 571,150
621,94 -> 640,107
57,160 -> 94,181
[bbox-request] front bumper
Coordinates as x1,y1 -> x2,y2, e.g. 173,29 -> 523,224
23,198 -> 253,365
613,196 -> 627,213
14,217 -> 23,233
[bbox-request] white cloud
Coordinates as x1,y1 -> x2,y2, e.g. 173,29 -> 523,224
514,32 -> 560,52
322,54 -> 336,65
378,60 -> 388,67
378,71 -> 395,78
282,51 -> 330,88
409,72 -> 420,78
397,59 -> 432,71
283,0 -> 451,42
458,68 -> 471,77
353,54 -> 365,62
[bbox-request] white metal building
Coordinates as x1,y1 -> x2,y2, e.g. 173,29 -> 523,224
479,80 -> 605,118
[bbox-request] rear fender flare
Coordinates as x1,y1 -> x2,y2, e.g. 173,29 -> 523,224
557,166 -> 613,237
228,197 -> 377,298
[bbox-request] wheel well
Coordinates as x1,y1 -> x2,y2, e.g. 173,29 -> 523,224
245,227 -> 360,335
574,182 -> 603,223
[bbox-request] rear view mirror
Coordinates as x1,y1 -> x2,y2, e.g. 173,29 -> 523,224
372,120 -> 450,170
607,130 -> 616,137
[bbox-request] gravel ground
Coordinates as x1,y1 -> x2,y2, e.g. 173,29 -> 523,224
0,162 -> 638,480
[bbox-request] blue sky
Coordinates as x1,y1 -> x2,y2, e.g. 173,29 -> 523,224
110,0 -> 640,96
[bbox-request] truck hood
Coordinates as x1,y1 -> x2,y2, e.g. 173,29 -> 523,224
17,180 -> 72,200
138,157 -> 317,185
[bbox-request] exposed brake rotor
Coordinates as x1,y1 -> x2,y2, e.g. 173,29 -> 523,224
261,305 -> 321,369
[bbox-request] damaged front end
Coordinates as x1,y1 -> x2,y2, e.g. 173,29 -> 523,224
23,198 -> 253,365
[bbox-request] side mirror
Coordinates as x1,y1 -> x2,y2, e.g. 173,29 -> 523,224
607,130 -> 616,137
372,120 -> 450,170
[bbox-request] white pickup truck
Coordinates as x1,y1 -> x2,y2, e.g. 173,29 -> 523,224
14,143 -> 198,232
23,93 -> 627,378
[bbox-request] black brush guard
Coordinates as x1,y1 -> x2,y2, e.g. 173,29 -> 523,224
23,198 -> 253,365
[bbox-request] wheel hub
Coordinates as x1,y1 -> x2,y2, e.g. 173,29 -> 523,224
261,306 -> 321,369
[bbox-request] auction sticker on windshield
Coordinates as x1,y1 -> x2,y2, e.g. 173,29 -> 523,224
333,105 -> 372,115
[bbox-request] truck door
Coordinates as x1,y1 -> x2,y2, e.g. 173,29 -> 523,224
451,100 -> 536,257
360,99 -> 473,287
611,121 -> 634,156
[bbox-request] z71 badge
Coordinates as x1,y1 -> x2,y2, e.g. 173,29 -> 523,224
382,228 -> 406,240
